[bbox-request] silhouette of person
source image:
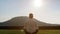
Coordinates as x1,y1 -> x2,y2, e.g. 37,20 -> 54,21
24,13 -> 39,34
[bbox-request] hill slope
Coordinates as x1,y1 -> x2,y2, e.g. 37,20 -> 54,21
0,16 -> 59,26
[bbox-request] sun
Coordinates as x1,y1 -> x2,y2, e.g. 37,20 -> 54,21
33,0 -> 43,8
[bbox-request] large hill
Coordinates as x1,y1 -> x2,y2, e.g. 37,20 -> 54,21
0,16 -> 60,26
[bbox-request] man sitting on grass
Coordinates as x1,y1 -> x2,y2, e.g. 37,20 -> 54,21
24,13 -> 39,34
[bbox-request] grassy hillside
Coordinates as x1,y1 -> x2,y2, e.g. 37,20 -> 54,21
0,29 -> 60,34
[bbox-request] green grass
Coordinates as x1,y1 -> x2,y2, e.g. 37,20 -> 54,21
37,30 -> 60,34
0,29 -> 25,34
0,29 -> 60,34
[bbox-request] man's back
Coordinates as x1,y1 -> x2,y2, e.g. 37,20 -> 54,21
24,18 -> 38,33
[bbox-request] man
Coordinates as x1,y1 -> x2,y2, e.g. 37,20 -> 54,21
24,13 -> 39,34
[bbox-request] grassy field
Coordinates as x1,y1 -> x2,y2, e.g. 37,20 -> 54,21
37,30 -> 60,34
0,29 -> 60,34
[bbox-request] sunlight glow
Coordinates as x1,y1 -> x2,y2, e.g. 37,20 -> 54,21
33,0 -> 43,8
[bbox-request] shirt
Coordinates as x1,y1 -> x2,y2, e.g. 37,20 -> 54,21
24,18 -> 39,33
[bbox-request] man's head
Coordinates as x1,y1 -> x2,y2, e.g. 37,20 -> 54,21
29,13 -> 33,19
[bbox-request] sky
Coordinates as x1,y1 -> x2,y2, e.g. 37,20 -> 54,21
0,0 -> 60,24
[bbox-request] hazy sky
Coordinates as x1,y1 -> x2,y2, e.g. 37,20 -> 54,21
0,0 -> 60,24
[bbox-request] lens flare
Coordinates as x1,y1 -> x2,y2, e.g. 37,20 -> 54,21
33,0 -> 43,8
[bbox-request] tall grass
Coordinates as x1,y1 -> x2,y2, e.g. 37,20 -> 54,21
0,29 -> 60,34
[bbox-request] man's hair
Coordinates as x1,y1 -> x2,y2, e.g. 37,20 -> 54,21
29,13 -> 33,18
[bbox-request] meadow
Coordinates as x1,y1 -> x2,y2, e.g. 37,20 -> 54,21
0,29 -> 60,34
